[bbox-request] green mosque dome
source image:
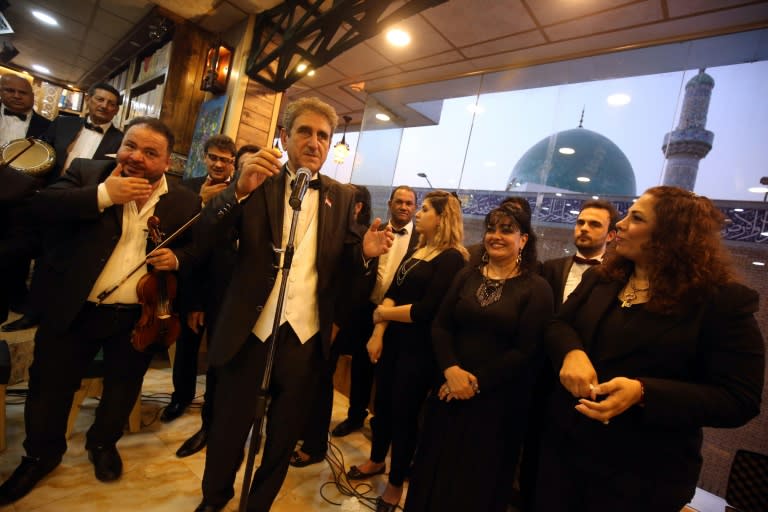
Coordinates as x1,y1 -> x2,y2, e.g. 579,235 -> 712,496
508,127 -> 636,196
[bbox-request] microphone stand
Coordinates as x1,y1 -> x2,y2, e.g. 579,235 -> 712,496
237,190 -> 306,512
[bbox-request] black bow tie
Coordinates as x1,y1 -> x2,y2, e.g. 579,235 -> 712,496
290,177 -> 321,190
84,120 -> 104,134
573,255 -> 601,266
4,110 -> 27,121
392,227 -> 408,235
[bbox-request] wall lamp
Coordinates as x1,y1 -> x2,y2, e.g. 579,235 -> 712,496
201,41 -> 234,94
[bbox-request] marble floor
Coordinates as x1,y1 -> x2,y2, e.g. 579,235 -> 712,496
1,366 -> 401,511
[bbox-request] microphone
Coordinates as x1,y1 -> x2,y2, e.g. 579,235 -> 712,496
289,167 -> 312,210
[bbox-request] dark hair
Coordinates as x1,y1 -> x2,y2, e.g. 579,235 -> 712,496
125,116 -> 174,154
500,196 -> 532,220
580,199 -> 619,231
88,82 -> 122,106
353,184 -> 372,227
235,144 -> 261,169
389,185 -> 416,202
483,203 -> 538,274
204,134 -> 236,156
599,186 -> 733,314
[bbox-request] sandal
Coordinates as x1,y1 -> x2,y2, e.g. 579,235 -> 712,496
346,464 -> 386,480
288,450 -> 325,468
375,496 -> 398,512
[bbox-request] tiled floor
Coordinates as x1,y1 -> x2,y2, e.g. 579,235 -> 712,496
1,367 -> 399,511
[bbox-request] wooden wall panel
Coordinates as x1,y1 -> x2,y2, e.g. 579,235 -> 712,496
236,78 -> 281,150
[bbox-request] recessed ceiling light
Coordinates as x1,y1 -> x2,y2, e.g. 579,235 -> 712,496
752,261 -> 765,266
748,186 -> 768,193
558,147 -> 575,155
375,113 -> 390,122
607,93 -> 631,106
577,176 -> 591,182
296,63 -> 307,73
31,64 -> 51,74
32,10 -> 59,26
307,70 -> 315,76
386,29 -> 410,47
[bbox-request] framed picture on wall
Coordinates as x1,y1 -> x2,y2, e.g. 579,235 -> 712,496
185,94 -> 228,179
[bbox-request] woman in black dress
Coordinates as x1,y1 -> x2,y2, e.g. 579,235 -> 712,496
535,187 -> 764,511
403,203 -> 553,512
347,191 -> 467,512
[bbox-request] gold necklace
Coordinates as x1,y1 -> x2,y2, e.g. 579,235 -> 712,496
620,276 -> 651,308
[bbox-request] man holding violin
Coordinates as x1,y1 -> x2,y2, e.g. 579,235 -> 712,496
0,117 -> 200,506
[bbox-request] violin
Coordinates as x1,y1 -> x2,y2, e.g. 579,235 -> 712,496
131,216 -> 181,352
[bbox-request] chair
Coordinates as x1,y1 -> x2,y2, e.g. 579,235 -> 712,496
725,449 -> 768,512
66,349 -> 142,438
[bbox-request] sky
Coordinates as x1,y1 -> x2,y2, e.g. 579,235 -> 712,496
324,60 -> 768,203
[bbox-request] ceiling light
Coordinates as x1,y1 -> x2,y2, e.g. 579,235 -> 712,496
558,147 -> 575,155
555,193 -> 562,197
592,195 -> 599,200
31,64 -> 51,74
752,261 -> 766,266
607,93 -> 631,106
748,186 -> 768,193
32,10 -> 59,26
576,176 -> 591,182
386,29 -> 410,47
734,208 -> 744,212
375,113 -> 390,122
307,70 -> 315,76
296,63 -> 308,73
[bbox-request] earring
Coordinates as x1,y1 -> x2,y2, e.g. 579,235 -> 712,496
481,251 -> 489,264
516,248 -> 522,265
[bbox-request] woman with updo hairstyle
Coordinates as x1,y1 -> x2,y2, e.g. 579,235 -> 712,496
536,186 -> 765,512
403,202 -> 553,512
347,191 -> 467,512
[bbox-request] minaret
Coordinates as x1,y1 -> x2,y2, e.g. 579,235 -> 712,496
661,69 -> 715,191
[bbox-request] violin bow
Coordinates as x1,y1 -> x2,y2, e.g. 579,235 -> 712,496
96,212 -> 201,304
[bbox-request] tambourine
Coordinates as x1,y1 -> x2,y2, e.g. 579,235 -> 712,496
1,138 -> 56,177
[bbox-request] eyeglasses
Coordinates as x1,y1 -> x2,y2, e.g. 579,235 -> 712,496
206,153 -> 235,165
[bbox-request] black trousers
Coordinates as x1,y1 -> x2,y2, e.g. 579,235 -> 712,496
202,326 -> 323,511
24,303 -> 152,459
299,302 -> 376,456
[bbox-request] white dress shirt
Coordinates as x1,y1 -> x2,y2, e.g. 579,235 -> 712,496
369,221 -> 413,305
562,251 -> 604,302
62,116 -> 111,173
0,106 -> 32,145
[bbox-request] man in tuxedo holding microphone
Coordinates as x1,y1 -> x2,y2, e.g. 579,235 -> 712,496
193,97 -> 393,512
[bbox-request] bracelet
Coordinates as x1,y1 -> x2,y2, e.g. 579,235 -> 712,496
637,378 -> 646,407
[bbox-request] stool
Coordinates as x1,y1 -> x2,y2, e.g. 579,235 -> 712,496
66,350 -> 142,439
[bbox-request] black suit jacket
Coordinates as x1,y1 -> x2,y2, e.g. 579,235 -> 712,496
26,111 -> 52,138
42,116 -> 123,182
200,169 -> 364,365
545,270 -> 764,503
1,167 -> 37,204
26,159 -> 201,332
540,255 -> 573,310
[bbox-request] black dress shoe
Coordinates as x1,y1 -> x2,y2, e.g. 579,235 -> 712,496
87,444 -> 123,482
193,500 -> 224,512
0,455 -> 61,505
331,418 -> 364,437
1,315 -> 39,332
176,428 -> 208,458
160,401 -> 189,423
288,450 -> 325,468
